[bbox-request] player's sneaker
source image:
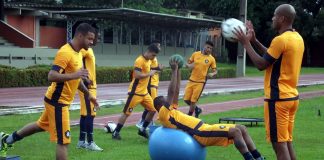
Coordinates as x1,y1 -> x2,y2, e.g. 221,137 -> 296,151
0,132 -> 10,158
76,141 -> 88,149
136,119 -> 144,129
112,131 -> 121,140
194,107 -> 202,118
138,128 -> 149,139
86,142 -> 103,151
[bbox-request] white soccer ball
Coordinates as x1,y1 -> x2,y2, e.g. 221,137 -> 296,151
221,18 -> 247,42
103,121 -> 117,133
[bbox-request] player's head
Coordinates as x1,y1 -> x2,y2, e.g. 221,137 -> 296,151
203,41 -> 214,55
145,43 -> 160,60
152,39 -> 161,50
272,4 -> 296,30
74,23 -> 96,50
153,96 -> 166,112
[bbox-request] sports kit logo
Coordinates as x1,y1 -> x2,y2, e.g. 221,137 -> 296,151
65,130 -> 71,138
219,125 -> 226,129
205,59 -> 209,64
128,108 -> 133,112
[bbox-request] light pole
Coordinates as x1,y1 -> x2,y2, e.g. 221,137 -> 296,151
236,0 -> 247,77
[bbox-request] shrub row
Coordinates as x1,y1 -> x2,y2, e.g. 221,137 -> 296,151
0,65 -> 236,88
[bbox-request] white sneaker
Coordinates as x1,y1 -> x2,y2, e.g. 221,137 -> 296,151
76,141 -> 88,149
86,142 -> 103,151
136,120 -> 144,129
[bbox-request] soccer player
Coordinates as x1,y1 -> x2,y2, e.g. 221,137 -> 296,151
136,41 -> 163,128
184,40 -> 217,117
153,59 -> 265,160
112,44 -> 160,140
0,23 -> 99,160
76,30 -> 103,151
234,4 -> 304,160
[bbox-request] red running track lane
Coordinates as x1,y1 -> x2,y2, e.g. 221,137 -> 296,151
71,90 -> 324,128
1,74 -> 324,107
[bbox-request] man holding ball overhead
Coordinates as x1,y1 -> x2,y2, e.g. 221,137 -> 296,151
234,4 -> 304,160
153,56 -> 265,160
184,40 -> 217,117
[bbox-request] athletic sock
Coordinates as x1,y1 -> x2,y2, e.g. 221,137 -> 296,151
142,121 -> 150,130
141,110 -> 148,121
86,116 -> 94,143
79,116 -> 86,141
6,131 -> 23,144
251,149 -> 262,159
114,123 -> 124,133
243,152 -> 254,160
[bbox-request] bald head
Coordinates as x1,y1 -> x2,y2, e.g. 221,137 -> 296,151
275,4 -> 296,24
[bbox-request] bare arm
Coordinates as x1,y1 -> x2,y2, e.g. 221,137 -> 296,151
48,69 -> 88,82
185,63 -> 194,70
234,27 -> 270,71
208,68 -> 217,78
172,69 -> 181,105
166,60 -> 179,105
133,70 -> 157,79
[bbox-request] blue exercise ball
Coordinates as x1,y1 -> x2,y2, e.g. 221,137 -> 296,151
149,127 -> 206,160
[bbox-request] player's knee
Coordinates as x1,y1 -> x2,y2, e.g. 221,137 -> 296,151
229,127 -> 242,138
184,100 -> 191,105
236,124 -> 247,133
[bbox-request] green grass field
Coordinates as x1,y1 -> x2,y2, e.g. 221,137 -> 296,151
1,85 -> 324,159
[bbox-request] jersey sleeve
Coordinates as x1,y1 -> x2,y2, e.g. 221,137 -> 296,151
51,51 -> 72,73
188,52 -> 195,64
211,57 -> 217,69
134,58 -> 143,72
265,36 -> 286,64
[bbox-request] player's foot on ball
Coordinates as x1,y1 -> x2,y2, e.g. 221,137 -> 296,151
112,131 -> 121,140
194,107 -> 202,118
138,129 -> 149,139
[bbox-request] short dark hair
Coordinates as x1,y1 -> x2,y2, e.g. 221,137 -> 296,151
147,43 -> 160,54
152,39 -> 161,44
205,40 -> 214,47
75,23 -> 96,36
154,96 -> 164,108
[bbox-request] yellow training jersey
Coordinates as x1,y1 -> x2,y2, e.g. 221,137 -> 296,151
45,43 -> 83,106
264,30 -> 304,100
80,48 -> 96,89
128,55 -> 152,96
159,103 -> 202,130
149,57 -> 160,87
188,51 -> 216,83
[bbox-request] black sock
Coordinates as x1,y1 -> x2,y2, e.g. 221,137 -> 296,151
13,131 -> 23,141
188,111 -> 194,116
114,123 -> 123,133
194,106 -> 200,112
251,149 -> 261,159
79,116 -> 86,141
142,121 -> 150,129
141,110 -> 148,121
86,116 -> 94,143
243,152 -> 254,160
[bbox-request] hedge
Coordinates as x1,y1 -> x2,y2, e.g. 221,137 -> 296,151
0,65 -> 236,88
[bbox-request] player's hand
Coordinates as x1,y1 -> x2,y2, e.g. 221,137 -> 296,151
208,73 -> 216,78
74,69 -> 88,79
246,20 -> 256,42
89,95 -> 100,111
169,59 -> 178,70
149,70 -> 157,76
233,26 -> 250,45
158,64 -> 164,71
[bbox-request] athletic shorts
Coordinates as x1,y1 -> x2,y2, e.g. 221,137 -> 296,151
79,89 -> 97,116
148,86 -> 158,99
183,81 -> 206,103
123,94 -> 156,116
37,101 -> 71,144
194,123 -> 236,146
264,100 -> 299,142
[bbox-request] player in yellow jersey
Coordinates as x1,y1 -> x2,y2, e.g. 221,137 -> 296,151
137,40 -> 163,129
153,59 -> 265,160
184,40 -> 217,118
112,44 -> 160,140
234,4 -> 304,160
0,23 -> 99,160
76,30 -> 103,151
